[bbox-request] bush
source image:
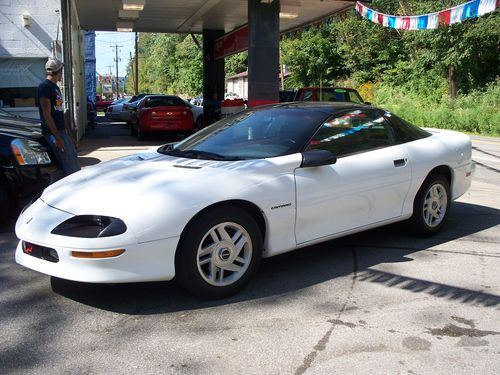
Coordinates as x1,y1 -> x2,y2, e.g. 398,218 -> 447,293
373,80 -> 500,136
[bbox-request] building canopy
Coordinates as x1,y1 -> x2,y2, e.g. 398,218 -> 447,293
73,0 -> 355,34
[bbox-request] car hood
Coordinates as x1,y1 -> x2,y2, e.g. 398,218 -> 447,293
0,120 -> 43,140
40,151 -> 301,241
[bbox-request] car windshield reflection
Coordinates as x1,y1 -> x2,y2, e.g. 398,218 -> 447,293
158,107 -> 327,160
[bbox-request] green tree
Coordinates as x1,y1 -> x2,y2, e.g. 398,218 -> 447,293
281,23 -> 347,88
225,51 -> 248,78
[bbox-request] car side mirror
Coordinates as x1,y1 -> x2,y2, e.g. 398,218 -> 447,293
301,149 -> 337,168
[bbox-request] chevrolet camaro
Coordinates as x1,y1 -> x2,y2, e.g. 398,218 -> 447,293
15,102 -> 474,299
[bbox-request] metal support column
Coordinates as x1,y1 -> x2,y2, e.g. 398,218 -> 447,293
202,29 -> 225,127
248,0 -> 280,107
60,0 -> 75,133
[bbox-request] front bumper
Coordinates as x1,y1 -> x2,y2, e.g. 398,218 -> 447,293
15,236 -> 179,283
15,198 -> 179,283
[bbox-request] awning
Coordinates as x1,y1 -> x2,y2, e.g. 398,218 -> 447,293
0,58 -> 46,88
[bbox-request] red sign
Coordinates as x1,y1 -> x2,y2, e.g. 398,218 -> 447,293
215,25 -> 248,60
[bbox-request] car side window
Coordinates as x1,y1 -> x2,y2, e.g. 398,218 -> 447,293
307,109 -> 396,157
384,112 -> 432,143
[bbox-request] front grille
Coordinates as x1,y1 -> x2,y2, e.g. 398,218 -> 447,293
22,241 -> 59,263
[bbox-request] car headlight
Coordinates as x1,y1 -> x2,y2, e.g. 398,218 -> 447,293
51,215 -> 127,238
11,138 -> 51,166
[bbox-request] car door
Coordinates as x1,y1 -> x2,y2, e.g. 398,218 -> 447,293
294,108 -> 412,244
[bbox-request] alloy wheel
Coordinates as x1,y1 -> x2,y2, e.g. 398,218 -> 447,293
196,222 -> 252,287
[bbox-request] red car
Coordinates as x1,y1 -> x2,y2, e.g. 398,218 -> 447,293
130,95 -> 194,140
95,94 -> 113,112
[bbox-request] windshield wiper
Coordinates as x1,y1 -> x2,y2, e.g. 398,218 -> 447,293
160,148 -> 241,161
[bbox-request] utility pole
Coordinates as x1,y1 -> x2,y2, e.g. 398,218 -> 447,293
110,44 -> 122,99
134,32 -> 138,95
105,64 -> 114,98
129,51 -> 135,93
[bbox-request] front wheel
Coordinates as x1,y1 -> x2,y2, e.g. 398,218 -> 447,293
409,174 -> 450,237
176,207 -> 263,299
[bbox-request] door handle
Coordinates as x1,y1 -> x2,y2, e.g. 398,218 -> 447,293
393,158 -> 407,167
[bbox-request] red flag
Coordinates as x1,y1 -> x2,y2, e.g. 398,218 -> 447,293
401,17 -> 410,29
378,13 -> 384,24
439,9 -> 451,26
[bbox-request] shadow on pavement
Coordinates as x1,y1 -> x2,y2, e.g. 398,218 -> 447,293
49,201 -> 500,314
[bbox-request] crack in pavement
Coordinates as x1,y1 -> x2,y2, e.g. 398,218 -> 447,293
294,248 -> 359,375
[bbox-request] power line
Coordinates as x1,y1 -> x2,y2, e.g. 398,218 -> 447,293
96,39 -> 135,44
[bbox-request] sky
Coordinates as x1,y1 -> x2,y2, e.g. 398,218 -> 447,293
95,31 -> 136,78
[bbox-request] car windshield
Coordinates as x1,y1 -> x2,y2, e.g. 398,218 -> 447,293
158,107 -> 327,160
317,88 -> 364,103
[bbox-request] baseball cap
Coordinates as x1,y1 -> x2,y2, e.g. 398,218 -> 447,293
45,58 -> 64,74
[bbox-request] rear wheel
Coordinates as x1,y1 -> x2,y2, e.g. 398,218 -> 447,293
176,207 -> 262,299
136,121 -> 144,141
409,174 -> 450,237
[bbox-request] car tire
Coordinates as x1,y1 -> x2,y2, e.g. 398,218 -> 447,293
136,121 -> 144,141
409,173 -> 450,237
176,206 -> 263,299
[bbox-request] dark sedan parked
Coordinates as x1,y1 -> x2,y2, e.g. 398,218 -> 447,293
0,109 -> 60,223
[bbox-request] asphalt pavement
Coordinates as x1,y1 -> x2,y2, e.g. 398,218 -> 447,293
0,120 -> 498,375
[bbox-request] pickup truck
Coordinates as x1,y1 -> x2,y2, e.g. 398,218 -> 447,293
95,95 -> 113,112
294,87 -> 368,104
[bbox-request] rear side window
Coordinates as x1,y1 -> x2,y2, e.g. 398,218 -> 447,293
307,109 -> 395,157
384,112 -> 431,143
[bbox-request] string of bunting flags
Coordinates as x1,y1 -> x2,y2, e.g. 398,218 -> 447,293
355,0 -> 498,30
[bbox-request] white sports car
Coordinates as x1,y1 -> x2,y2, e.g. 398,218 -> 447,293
15,103 -> 474,299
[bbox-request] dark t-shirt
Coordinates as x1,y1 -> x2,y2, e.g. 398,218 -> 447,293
37,79 -> 65,135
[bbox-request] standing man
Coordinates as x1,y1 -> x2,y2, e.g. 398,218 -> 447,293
37,58 -> 80,176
